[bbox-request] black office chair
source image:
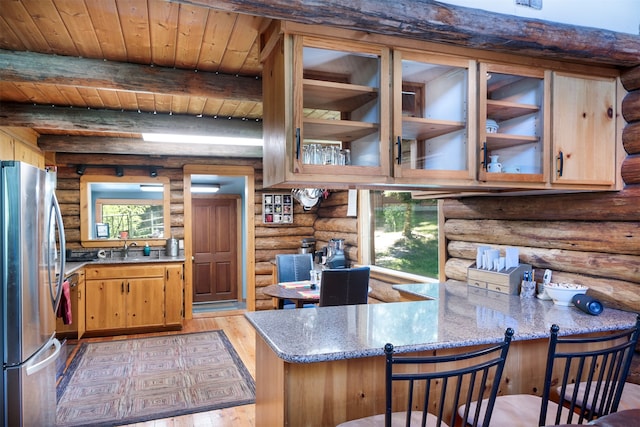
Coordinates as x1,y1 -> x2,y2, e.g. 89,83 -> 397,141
338,328 -> 514,427
319,266 -> 370,307
275,253 -> 313,283
459,315 -> 640,427
275,253 -> 314,308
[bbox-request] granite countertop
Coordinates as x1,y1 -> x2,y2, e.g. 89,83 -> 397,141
244,281 -> 638,364
64,255 -> 186,276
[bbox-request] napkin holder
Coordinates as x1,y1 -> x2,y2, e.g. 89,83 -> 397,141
467,263 -> 531,295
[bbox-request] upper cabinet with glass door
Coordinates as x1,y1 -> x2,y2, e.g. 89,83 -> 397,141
261,26 -> 391,188
393,51 -> 476,186
478,63 -> 548,185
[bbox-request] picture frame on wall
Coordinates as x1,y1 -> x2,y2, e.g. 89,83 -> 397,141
96,223 -> 110,238
263,193 -> 293,224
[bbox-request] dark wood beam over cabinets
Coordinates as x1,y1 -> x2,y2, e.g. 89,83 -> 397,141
38,135 -> 262,158
0,49 -> 262,103
183,0 -> 640,68
0,103 -> 262,138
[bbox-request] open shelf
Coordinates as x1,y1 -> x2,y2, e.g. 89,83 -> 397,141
487,100 -> 539,122
303,118 -> 378,142
486,133 -> 539,150
303,79 -> 378,112
402,117 -> 465,140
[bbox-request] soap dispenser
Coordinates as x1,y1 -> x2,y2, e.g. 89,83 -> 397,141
143,242 -> 151,256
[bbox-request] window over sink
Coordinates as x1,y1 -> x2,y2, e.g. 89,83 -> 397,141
79,175 -> 170,248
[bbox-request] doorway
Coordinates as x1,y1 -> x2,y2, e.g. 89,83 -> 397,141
183,165 -> 256,318
192,195 -> 239,303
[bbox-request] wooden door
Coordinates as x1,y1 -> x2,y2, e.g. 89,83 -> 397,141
192,196 -> 239,302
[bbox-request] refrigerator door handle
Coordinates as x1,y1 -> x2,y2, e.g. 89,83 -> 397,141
48,191 -> 66,312
25,336 -> 61,376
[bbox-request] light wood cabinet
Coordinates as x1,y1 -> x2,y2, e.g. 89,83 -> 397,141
392,50 -> 477,185
56,271 -> 86,339
261,23 -> 621,193
85,263 -> 183,332
262,24 -> 391,188
551,72 -> 617,187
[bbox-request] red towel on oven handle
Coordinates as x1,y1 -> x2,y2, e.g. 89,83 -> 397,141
56,279 -> 72,325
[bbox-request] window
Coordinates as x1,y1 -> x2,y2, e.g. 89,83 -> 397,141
80,175 -> 170,247
370,191 -> 439,278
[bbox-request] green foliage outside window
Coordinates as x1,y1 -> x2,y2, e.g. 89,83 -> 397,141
373,191 -> 438,279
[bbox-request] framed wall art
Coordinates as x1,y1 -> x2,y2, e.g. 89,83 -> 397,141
263,193 -> 293,224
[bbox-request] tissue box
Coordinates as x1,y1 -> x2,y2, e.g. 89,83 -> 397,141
467,263 -> 531,295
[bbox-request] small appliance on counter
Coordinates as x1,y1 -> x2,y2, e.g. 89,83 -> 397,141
300,238 -> 316,254
326,238 -> 346,269
165,236 -> 178,257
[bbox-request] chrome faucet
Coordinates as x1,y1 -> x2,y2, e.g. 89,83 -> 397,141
122,240 -> 138,258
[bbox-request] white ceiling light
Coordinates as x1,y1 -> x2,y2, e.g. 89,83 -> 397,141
142,133 -> 262,146
191,184 -> 220,193
139,184 -> 163,192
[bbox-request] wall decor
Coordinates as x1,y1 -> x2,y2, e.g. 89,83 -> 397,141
263,193 -> 293,224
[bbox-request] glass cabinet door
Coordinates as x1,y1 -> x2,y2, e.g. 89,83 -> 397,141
478,63 -> 547,183
293,36 -> 389,180
393,50 -> 476,183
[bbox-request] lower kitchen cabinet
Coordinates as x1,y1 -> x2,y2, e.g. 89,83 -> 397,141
56,271 -> 86,339
85,263 -> 183,333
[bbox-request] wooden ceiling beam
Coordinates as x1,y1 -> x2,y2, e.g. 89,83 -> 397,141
0,49 -> 262,103
38,135 -> 262,158
183,0 -> 640,67
0,103 -> 262,138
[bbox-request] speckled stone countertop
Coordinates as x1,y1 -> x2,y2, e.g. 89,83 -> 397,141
244,281 -> 638,364
64,255 -> 185,276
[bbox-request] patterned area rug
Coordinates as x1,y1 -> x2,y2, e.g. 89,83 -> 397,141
56,331 -> 255,427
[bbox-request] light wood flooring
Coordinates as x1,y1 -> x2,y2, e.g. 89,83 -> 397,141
64,309 -> 256,427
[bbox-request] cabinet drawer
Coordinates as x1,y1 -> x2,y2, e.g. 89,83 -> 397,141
85,265 -> 164,280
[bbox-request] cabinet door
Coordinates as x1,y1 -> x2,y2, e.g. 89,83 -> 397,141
551,72 -> 616,186
85,279 -> 127,330
263,33 -> 391,187
393,50 -> 476,183
76,274 -> 86,339
165,264 -> 184,326
127,278 -> 165,328
478,63 -> 547,185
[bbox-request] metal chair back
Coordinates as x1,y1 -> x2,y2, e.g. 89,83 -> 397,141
539,315 -> 640,426
319,266 -> 370,307
385,328 -> 514,427
275,253 -> 313,283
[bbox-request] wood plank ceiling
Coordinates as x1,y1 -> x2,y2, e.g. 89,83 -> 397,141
1,0 -> 638,158
0,0 -> 268,157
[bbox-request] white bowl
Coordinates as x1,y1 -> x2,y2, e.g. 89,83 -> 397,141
544,283 -> 588,306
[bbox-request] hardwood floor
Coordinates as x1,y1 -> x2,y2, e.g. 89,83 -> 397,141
64,310 -> 256,427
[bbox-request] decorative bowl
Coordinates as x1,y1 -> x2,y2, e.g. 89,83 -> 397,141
486,119 -> 499,134
543,283 -> 588,306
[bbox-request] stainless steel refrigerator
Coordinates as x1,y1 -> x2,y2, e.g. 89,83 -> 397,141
1,161 -> 66,426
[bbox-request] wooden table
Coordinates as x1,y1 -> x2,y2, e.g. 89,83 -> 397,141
262,283 -> 320,309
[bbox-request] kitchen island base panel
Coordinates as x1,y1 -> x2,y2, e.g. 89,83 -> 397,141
255,334 -> 565,426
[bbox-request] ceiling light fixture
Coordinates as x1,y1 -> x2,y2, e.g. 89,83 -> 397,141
139,184 -> 163,192
115,166 -> 124,177
76,165 -> 86,175
191,184 -> 220,194
149,167 -> 158,177
142,133 -> 262,146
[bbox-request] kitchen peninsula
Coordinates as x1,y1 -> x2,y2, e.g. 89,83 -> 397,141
244,281 -> 637,426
